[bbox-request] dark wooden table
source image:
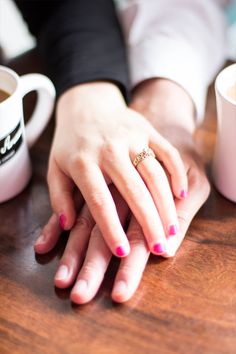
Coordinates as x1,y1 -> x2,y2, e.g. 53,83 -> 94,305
1,53 -> 236,354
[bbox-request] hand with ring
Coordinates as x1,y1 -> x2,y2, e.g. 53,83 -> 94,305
46,81 -> 188,258
35,78 -> 210,304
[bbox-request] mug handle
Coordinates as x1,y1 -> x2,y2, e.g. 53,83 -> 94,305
19,74 -> 56,148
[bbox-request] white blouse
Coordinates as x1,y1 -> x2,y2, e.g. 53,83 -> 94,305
115,0 -> 230,122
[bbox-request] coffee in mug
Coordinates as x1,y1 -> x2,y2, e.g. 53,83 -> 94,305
0,65 -> 55,203
212,63 -> 236,203
0,88 -> 10,103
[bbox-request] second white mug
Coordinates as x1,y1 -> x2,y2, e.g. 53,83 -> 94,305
212,63 -> 236,203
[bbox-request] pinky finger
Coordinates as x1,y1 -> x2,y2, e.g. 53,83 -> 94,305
149,131 -> 188,199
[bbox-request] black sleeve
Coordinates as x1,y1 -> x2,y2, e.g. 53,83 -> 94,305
15,0 -> 129,100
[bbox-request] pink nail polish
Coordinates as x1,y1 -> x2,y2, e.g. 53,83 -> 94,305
59,213 -> 66,230
180,189 -> 188,199
169,224 -> 178,236
116,246 -> 127,257
153,243 -> 166,254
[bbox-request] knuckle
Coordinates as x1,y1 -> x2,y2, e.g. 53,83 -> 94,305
129,237 -> 148,251
143,166 -> 160,181
101,141 -> 120,164
90,225 -> 101,239
128,231 -> 148,251
102,141 -> 117,155
89,190 -> 108,210
82,260 -> 103,276
69,154 -> 88,172
74,215 -> 93,232
127,228 -> 143,242
190,169 -> 211,199
189,170 -> 200,187
82,260 -> 97,273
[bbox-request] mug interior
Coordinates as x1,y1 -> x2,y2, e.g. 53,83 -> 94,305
215,63 -> 236,105
0,66 -> 18,98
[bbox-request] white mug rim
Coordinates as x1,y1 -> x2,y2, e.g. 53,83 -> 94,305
0,65 -> 20,109
215,63 -> 236,106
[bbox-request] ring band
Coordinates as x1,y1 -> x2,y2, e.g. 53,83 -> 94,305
133,148 -> 156,167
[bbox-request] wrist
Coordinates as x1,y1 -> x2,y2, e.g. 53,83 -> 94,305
131,78 -> 196,135
57,81 -> 126,118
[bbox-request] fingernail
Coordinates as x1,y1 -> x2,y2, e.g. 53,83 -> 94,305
153,243 -> 166,254
59,213 -> 66,230
55,265 -> 68,280
34,234 -> 46,246
116,246 -> 128,257
113,281 -> 127,295
169,224 -> 178,236
73,279 -> 87,294
180,189 -> 188,199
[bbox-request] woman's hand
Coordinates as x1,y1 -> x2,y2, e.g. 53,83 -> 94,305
47,82 -> 188,257
35,137 -> 209,304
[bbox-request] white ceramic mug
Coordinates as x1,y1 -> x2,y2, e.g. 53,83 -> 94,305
0,65 -> 55,203
212,63 -> 236,203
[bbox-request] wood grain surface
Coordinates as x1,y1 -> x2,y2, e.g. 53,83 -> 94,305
0,53 -> 236,354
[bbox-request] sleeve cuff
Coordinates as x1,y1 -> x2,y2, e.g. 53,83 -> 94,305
52,70 -> 129,102
128,35 -> 210,123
